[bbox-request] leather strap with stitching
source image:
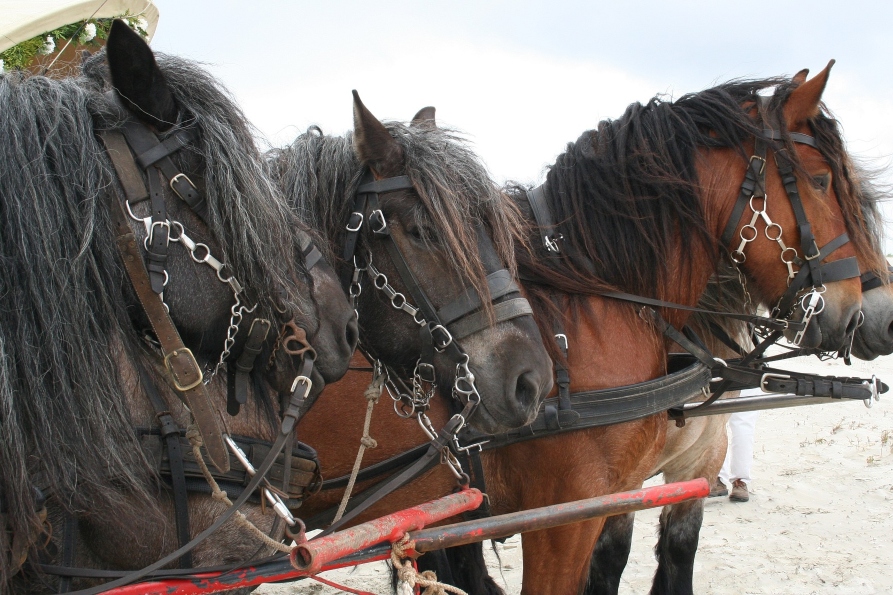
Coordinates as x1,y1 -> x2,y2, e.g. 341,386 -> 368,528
100,129 -> 229,474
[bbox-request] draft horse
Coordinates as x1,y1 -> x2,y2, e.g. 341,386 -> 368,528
271,95 -> 554,442
468,63 -> 879,594
0,22 -> 358,593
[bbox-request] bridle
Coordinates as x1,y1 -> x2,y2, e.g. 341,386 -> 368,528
41,103 -> 324,593
720,126 -> 860,351
321,170 -> 535,533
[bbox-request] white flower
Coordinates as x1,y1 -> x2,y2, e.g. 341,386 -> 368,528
40,35 -> 55,55
80,22 -> 97,43
135,17 -> 148,32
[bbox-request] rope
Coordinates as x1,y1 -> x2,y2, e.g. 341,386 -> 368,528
185,425 -> 292,554
391,536 -> 468,595
331,371 -> 384,523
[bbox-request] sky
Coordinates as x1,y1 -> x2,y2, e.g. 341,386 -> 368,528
147,0 -> 893,248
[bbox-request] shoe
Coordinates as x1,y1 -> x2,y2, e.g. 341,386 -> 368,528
729,479 -> 749,502
708,477 -> 728,498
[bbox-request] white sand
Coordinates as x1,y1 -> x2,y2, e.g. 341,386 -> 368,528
260,354 -> 893,594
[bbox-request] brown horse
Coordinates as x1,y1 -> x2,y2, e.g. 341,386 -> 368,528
0,22 -> 359,593
291,63 -> 881,595
588,203 -> 893,595
271,96 -> 554,438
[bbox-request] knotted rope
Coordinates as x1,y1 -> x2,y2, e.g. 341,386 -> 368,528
186,424 -> 292,553
331,371 -> 384,523
391,535 -> 468,595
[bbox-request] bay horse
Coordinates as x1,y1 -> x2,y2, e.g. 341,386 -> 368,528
283,64 -> 878,595
270,96 -> 554,437
0,22 -> 358,593
589,224 -> 893,595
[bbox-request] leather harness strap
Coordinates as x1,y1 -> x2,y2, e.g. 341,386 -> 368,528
100,129 -> 230,474
525,184 -> 563,252
138,365 -> 193,569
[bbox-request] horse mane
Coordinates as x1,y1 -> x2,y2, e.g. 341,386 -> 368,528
513,75 -> 887,347
270,123 -> 523,309
0,52 -> 305,582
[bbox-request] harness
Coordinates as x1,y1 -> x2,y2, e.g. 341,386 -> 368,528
30,105 -> 325,592
317,171 -> 536,535
301,125 -> 884,529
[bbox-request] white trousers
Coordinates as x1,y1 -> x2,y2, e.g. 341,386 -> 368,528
719,408 -> 759,486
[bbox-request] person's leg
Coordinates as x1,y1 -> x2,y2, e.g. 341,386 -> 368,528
726,407 -> 759,501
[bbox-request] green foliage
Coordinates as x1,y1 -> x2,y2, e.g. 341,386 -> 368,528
0,15 -> 148,71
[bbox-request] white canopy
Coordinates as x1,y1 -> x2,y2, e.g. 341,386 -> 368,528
0,0 -> 159,53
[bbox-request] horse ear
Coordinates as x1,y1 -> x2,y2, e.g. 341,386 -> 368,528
352,90 -> 404,178
106,19 -> 178,131
783,60 -> 834,126
792,69 -> 809,86
411,106 -> 436,128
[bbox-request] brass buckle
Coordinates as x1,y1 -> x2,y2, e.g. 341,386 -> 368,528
164,348 -> 204,392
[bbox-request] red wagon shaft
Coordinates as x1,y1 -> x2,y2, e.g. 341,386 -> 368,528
408,478 -> 709,553
100,489 -> 482,595
100,479 -> 707,594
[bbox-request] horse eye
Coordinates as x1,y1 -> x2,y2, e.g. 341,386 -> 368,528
812,173 -> 831,192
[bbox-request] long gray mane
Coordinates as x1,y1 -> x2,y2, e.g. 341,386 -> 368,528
270,124 -> 522,304
0,52 -> 306,583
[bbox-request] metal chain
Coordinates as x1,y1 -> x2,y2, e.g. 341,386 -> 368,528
125,201 -> 254,381
730,193 -> 799,281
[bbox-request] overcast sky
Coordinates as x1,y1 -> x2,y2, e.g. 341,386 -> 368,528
148,1 -> 893,247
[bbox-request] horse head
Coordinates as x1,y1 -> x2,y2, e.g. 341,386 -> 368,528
711,62 -> 867,351
104,20 -> 356,398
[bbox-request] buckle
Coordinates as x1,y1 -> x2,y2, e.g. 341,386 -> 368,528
164,348 -> 204,392
554,333 -> 568,351
169,173 -> 198,200
544,234 -> 563,253
804,239 -> 821,261
345,212 -> 364,232
430,324 -> 454,351
369,209 -> 388,234
749,155 -> 766,175
760,372 -> 790,392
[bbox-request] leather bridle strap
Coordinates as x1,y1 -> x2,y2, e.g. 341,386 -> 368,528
314,396 -> 477,537
525,184 -> 562,252
121,121 -> 209,223
100,129 -> 230,474
860,265 -> 893,292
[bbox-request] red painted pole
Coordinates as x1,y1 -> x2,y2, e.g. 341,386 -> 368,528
100,488 -> 482,595
98,479 -> 708,595
408,478 -> 709,553
290,488 -> 483,574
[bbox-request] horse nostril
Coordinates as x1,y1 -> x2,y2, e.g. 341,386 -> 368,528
345,313 -> 359,352
514,371 -> 539,409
